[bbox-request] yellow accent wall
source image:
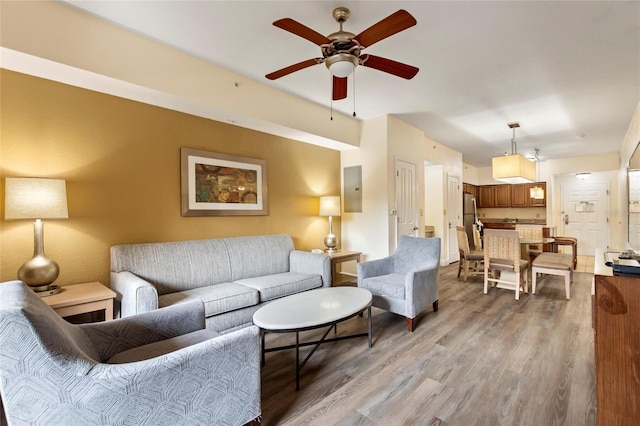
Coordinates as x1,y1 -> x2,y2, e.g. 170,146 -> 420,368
1,70 -> 341,286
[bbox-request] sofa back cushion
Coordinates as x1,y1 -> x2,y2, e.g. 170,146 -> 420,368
111,239 -> 232,295
224,234 -> 294,281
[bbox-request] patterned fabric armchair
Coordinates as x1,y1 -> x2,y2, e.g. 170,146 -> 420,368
0,280 -> 261,426
357,236 -> 441,332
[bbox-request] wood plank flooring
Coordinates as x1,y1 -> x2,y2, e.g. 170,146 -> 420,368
259,261 -> 596,425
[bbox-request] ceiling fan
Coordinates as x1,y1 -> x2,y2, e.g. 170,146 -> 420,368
265,7 -> 419,101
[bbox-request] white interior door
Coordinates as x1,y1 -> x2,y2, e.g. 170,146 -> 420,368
447,175 -> 460,263
395,159 -> 418,245
561,181 -> 610,256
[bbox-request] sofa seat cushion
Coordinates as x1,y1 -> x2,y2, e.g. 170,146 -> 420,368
106,328 -> 219,364
359,273 -> 406,299
158,283 -> 259,317
235,272 -> 322,302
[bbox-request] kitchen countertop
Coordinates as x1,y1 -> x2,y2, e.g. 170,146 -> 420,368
481,218 -> 547,225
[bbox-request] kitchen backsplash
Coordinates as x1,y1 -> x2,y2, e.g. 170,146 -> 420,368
477,207 -> 547,223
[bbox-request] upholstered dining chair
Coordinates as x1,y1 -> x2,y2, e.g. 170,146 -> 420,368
357,235 -> 440,332
0,280 -> 261,426
515,224 -> 544,262
550,236 -> 578,270
456,225 -> 484,282
483,229 -> 529,300
473,226 -> 483,251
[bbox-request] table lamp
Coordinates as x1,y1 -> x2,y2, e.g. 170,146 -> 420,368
4,177 -> 68,295
319,196 -> 340,252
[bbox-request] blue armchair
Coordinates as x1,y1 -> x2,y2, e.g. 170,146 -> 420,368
0,280 -> 261,426
357,236 -> 441,332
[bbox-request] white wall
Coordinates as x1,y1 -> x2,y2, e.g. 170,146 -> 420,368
425,164 -> 444,243
342,115 -> 463,265
341,116 -> 390,264
462,162 -> 480,186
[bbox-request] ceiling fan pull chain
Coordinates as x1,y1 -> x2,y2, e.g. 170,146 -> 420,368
330,74 -> 334,121
353,69 -> 357,117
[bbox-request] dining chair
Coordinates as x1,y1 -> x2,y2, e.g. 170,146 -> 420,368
473,226 -> 482,251
456,226 -> 484,282
483,229 -> 529,300
550,236 -> 578,270
515,224 -> 543,263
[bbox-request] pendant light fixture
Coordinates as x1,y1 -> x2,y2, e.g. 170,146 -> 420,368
529,148 -> 545,199
492,122 -> 536,184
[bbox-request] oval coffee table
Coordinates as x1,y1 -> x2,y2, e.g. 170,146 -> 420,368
253,287 -> 372,390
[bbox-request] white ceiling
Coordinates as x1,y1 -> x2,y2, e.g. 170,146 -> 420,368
61,0 -> 639,167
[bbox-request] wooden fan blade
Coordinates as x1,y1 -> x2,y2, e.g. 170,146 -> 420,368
333,76 -> 347,100
274,18 -> 332,46
265,58 -> 322,80
353,10 -> 417,48
360,54 -> 419,79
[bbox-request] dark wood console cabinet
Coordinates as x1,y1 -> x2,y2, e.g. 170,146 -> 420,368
594,273 -> 640,425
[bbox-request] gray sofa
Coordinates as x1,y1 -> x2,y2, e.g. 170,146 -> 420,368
0,280 -> 261,426
111,234 -> 331,333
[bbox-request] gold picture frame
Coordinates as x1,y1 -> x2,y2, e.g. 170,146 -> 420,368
181,147 -> 267,216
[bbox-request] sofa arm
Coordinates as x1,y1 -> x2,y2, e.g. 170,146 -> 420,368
357,256 -> 394,283
53,326 -> 260,425
290,250 -> 332,287
405,265 -> 440,316
79,299 -> 206,362
111,271 -> 159,318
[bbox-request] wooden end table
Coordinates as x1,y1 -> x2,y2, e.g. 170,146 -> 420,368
43,281 -> 116,321
324,250 -> 361,286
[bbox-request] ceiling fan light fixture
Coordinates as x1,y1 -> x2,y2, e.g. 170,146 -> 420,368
326,53 -> 358,77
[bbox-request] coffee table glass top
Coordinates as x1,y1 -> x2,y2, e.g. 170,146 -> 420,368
253,287 -> 372,330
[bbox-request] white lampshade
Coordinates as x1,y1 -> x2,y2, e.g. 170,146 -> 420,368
5,178 -> 69,220
492,154 -> 536,184
325,54 -> 357,78
329,61 -> 355,78
319,196 -> 341,217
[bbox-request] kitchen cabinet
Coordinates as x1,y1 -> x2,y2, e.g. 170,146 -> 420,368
477,185 -> 495,208
511,184 -> 529,207
494,185 -> 511,207
528,182 -> 546,207
476,182 -> 546,208
462,183 -> 478,199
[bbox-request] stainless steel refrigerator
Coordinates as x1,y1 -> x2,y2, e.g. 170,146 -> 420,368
463,193 -> 478,250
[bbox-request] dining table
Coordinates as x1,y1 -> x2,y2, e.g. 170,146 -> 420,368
519,236 -> 555,282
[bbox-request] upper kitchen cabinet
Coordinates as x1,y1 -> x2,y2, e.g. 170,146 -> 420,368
478,185 -> 495,208
477,182 -> 546,208
511,184 -> 530,207
494,185 -> 511,207
528,182 -> 546,207
463,183 -> 478,199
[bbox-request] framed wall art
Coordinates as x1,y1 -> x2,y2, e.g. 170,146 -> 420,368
181,147 -> 268,216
